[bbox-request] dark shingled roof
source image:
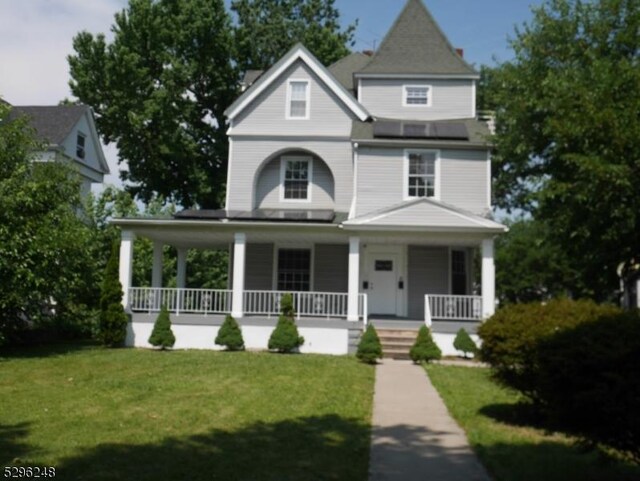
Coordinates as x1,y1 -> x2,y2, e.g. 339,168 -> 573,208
7,105 -> 88,145
358,0 -> 477,76
328,52 -> 372,92
242,70 -> 265,89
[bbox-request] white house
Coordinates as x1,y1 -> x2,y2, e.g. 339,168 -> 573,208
113,0 -> 507,355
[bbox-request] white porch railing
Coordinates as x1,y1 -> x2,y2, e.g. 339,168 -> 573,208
244,290 -> 368,321
424,294 -> 483,326
129,288 -> 232,315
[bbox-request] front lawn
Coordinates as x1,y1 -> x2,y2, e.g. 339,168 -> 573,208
427,365 -> 639,481
0,344 -> 375,481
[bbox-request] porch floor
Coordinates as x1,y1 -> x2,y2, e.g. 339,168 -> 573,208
370,317 -> 479,334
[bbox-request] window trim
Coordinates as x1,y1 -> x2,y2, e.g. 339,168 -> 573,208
403,149 -> 441,200
76,131 -> 86,159
402,84 -> 432,108
272,244 -> 315,292
286,79 -> 311,120
279,155 -> 313,203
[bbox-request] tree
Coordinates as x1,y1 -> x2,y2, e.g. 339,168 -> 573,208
486,0 -> 640,300
268,293 -> 304,353
99,242 -> 129,347
148,305 -> 176,349
453,328 -> 478,359
68,0 -> 238,208
231,0 -> 357,71
409,325 -> 441,364
0,104 -> 95,345
215,314 -> 245,351
355,324 -> 382,364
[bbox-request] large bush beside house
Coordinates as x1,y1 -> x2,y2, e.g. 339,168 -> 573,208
268,294 -> 304,353
148,305 -> 176,350
453,328 -> 478,358
478,298 -> 620,398
99,242 -> 129,347
215,314 -> 244,351
409,325 -> 441,363
356,324 -> 382,364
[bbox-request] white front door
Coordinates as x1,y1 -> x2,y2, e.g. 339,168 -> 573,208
369,254 -> 399,315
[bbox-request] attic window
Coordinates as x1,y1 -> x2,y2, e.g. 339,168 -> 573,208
76,132 -> 86,159
287,80 -> 309,119
404,85 -> 431,107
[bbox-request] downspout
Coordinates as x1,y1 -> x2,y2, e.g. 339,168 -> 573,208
349,142 -> 359,219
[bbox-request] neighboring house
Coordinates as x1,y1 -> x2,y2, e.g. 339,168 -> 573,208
114,0 -> 507,355
7,103 -> 110,197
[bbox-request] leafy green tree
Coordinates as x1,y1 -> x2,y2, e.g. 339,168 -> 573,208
0,104 -> 95,345
268,293 -> 304,353
215,314 -> 244,351
409,325 -> 441,364
99,242 -> 129,347
486,0 -> 640,300
148,305 -> 176,349
231,0 -> 357,71
355,324 -> 382,364
68,0 -> 238,208
453,328 -> 478,359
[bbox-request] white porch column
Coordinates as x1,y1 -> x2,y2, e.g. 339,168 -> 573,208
481,238 -> 496,319
119,230 -> 135,309
152,241 -> 163,288
231,233 -> 246,318
176,248 -> 187,289
347,236 -> 360,321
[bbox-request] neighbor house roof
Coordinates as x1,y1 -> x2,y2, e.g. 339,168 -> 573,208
8,105 -> 88,145
357,0 -> 477,76
328,52 -> 372,92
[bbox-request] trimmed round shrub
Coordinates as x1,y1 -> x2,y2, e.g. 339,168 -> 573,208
478,298 -> 620,398
453,328 -> 478,358
148,305 -> 176,349
268,293 -> 304,353
215,314 -> 244,351
410,325 -> 441,364
356,324 -> 382,364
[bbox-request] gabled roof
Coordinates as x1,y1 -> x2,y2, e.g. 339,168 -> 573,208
358,0 -> 477,77
328,52 -> 372,92
8,105 -> 87,145
344,198 -> 506,233
225,44 -> 370,121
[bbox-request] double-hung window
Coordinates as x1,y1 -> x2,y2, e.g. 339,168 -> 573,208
451,250 -> 467,295
404,85 -> 431,106
281,156 -> 311,201
76,132 -> 86,159
277,249 -> 311,291
287,80 -> 309,119
406,150 -> 437,198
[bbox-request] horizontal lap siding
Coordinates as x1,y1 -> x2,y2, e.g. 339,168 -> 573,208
360,79 -> 474,120
245,244 -> 274,290
314,244 -> 349,292
408,246 -> 449,319
356,147 -> 403,216
440,149 -> 488,214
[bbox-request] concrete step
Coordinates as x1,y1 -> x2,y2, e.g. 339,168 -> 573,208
383,349 -> 412,360
380,340 -> 415,350
376,329 -> 419,338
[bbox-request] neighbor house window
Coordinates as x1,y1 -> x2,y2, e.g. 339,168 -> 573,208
404,85 -> 431,106
451,250 -> 467,295
277,249 -> 311,291
406,150 -> 437,198
76,132 -> 86,159
281,156 -> 312,201
287,80 -> 309,119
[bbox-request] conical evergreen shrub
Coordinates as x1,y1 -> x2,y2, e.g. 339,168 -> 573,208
268,293 -> 304,353
99,242 -> 129,347
356,324 -> 383,364
215,314 -> 244,351
453,328 -> 478,358
409,325 -> 442,364
148,305 -> 176,349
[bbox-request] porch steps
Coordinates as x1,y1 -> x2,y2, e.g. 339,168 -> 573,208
377,329 -> 418,360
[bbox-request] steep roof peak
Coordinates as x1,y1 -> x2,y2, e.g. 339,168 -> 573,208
359,0 -> 477,76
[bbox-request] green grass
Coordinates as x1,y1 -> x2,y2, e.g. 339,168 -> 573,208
426,365 -> 639,481
0,343 -> 375,480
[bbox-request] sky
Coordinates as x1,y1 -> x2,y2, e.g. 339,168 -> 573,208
0,0 -> 544,189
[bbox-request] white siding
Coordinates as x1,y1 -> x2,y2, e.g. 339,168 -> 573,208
407,246 -> 449,318
360,78 -> 474,120
233,60 -> 356,137
60,113 -> 105,182
440,149 -> 489,213
228,139 -> 353,212
255,155 -> 335,210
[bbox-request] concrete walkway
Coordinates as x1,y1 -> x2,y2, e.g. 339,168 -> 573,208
369,359 -> 491,481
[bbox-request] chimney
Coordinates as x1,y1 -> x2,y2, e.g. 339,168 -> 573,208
455,48 -> 464,58
362,50 -> 375,57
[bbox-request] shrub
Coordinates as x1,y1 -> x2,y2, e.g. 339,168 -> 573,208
99,242 -> 129,347
409,325 -> 441,363
478,298 -> 620,398
215,314 -> 244,351
453,328 -> 478,358
356,324 -> 382,364
148,305 -> 176,349
268,293 -> 304,353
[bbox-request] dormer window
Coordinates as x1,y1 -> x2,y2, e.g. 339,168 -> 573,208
76,132 -> 86,159
404,85 -> 431,107
287,80 -> 310,119
405,150 -> 439,199
281,156 -> 312,201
